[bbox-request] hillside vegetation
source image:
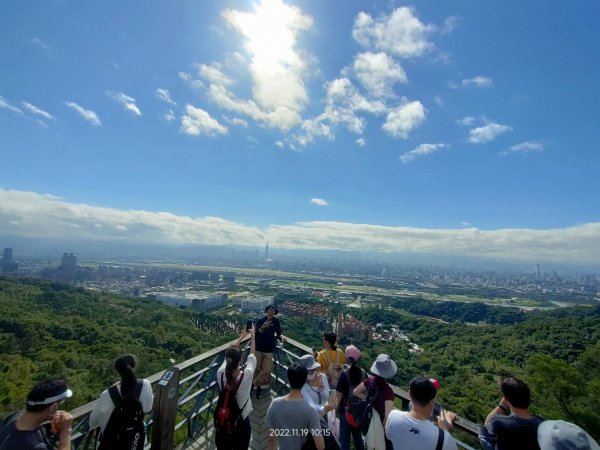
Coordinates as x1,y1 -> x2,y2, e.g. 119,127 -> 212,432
1,277 -> 599,440
0,277 -> 237,414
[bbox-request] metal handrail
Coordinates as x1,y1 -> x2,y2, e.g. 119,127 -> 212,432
62,336 -> 480,449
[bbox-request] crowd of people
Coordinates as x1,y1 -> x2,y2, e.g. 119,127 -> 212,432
1,306 -> 598,450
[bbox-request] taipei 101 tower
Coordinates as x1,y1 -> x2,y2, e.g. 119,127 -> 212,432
265,242 -> 269,260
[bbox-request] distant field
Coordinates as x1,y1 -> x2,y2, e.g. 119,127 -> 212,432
83,260 -> 563,309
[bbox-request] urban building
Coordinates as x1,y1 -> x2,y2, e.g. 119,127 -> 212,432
241,297 -> 272,313
337,313 -> 373,342
1,248 -> 18,273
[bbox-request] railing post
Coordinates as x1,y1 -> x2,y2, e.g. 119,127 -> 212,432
151,368 -> 180,450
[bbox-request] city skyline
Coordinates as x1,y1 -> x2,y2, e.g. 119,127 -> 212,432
1,1 -> 599,264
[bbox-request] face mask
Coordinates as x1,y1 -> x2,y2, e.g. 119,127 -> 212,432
307,373 -> 316,381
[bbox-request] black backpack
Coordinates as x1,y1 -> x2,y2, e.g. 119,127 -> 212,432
213,372 -> 247,434
347,382 -> 379,436
97,380 -> 145,450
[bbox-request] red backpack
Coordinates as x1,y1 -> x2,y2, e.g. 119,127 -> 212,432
213,372 -> 247,434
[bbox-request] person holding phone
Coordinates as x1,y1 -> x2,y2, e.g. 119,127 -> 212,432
253,305 -> 286,399
214,325 -> 256,450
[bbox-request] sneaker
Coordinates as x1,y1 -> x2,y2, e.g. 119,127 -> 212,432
255,386 -> 262,399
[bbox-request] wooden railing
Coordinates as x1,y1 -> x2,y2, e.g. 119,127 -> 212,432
61,336 -> 480,449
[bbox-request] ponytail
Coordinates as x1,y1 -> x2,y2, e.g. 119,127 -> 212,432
348,360 -> 363,386
115,354 -> 137,401
226,360 -> 237,387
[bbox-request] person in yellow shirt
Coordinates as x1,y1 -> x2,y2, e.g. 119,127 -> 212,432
316,332 -> 346,389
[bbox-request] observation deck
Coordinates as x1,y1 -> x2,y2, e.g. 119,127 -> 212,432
63,337 -> 480,450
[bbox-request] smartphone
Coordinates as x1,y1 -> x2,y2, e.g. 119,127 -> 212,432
432,402 -> 441,418
245,320 -> 253,331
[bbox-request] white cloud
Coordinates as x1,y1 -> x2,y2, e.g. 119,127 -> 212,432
468,122 -> 512,144
293,77 -> 387,146
352,7 -> 436,58
274,141 -> 285,148
105,91 -> 142,116
164,110 -> 175,122
353,52 -> 407,97
179,71 -> 205,90
65,102 -> 101,126
218,0 -> 314,131
0,96 -> 24,115
441,16 -> 459,34
382,100 -> 427,139
32,37 -> 50,50
310,198 -> 328,206
434,96 -> 444,106
2,189 -> 599,264
400,143 -> 448,163
223,116 -> 248,128
461,76 -> 493,88
456,116 -> 476,127
355,138 -> 366,147
21,102 -> 55,120
500,141 -> 544,156
155,88 -> 176,106
180,104 -> 228,136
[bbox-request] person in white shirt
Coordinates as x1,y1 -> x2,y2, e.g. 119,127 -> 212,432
89,355 -> 153,444
215,327 -> 257,450
385,377 -> 458,450
299,354 -> 335,417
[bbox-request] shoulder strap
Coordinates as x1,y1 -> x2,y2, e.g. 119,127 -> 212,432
108,385 -> 123,408
435,427 -> 444,450
334,350 -> 339,364
325,350 -> 333,365
135,379 -> 143,400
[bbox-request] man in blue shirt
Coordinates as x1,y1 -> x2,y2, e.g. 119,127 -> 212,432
481,377 -> 543,450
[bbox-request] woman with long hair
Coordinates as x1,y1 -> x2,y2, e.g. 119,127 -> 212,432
215,326 -> 256,450
89,354 -> 153,446
336,345 -> 367,450
353,354 -> 397,450
317,332 -> 346,389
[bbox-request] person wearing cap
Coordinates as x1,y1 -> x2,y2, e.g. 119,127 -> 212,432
298,355 -> 340,450
89,354 -> 153,443
253,304 -> 286,399
480,377 -> 543,450
317,332 -> 346,389
537,420 -> 600,450
299,354 -> 335,417
385,377 -> 458,450
215,326 -> 256,450
0,378 -> 73,450
266,363 -> 325,450
335,345 -> 367,450
353,354 -> 397,450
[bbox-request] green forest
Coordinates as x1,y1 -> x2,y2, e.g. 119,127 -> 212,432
0,277 -> 238,414
284,302 -> 600,440
1,277 -> 599,441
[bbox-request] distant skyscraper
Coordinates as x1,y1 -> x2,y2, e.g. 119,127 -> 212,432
2,248 -> 14,263
60,252 -> 77,269
1,247 -> 18,273
265,242 -> 269,260
535,264 -> 540,279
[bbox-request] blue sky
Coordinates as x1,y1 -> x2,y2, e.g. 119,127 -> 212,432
1,0 -> 599,264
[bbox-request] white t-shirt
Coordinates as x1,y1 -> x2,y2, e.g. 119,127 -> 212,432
89,379 -> 154,432
216,353 -> 257,419
385,410 -> 458,450
300,373 -> 330,415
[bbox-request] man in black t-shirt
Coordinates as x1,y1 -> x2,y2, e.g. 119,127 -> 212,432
480,377 -> 543,450
253,304 -> 286,398
0,378 -> 73,450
